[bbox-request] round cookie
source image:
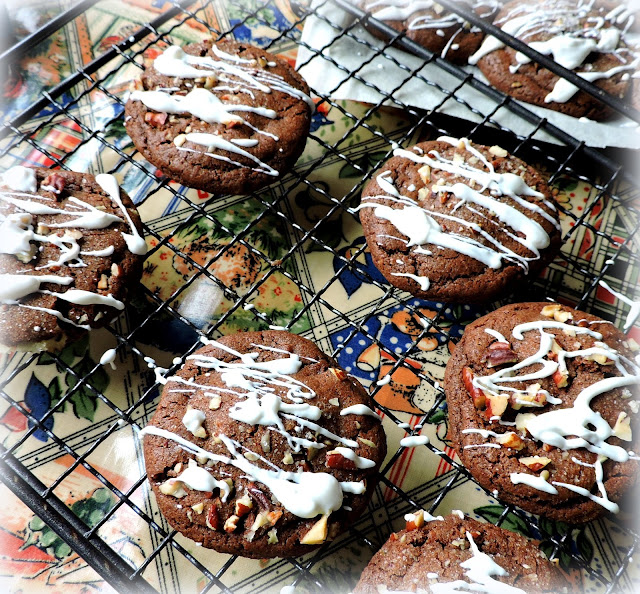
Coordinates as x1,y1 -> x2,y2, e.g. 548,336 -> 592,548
354,512 -> 570,593
357,137 -> 561,304
141,331 -> 387,558
469,0 -> 638,121
444,302 -> 640,524
125,39 -> 312,195
0,166 -> 146,352
359,0 -> 499,64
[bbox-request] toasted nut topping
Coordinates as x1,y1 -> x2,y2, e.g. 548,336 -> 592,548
261,431 -> 271,453
204,75 -> 217,89
267,528 -> 278,544
540,470 -> 551,481
159,479 -> 187,498
174,462 -> 183,474
496,432 -> 524,450
257,56 -> 268,68
463,367 -> 486,409
192,502 -> 204,514
235,495 -> 254,517
482,341 -> 518,368
519,456 -> 551,471
554,310 -> 573,323
244,451 -> 260,462
173,134 -> 187,147
98,274 -> 109,290
515,412 -> 536,431
358,437 -> 377,448
405,510 -> 425,531
418,165 -> 431,183
300,514 -> 329,545
485,393 -> 509,419
552,368 -> 569,388
329,368 -> 347,381
224,515 -> 240,533
326,451 -> 356,470
206,505 -> 220,530
328,398 -> 339,406
511,82 -> 523,88
111,263 -> 121,277
541,304 -> 562,317
209,394 -> 222,409
417,187 -> 429,201
613,412 -> 632,441
282,451 -> 294,465
489,145 -> 508,157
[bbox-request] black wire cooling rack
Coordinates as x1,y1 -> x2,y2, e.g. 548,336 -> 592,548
1,1 -> 639,592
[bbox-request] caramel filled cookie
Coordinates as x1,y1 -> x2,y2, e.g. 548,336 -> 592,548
125,39 -> 312,195
354,512 -> 570,593
141,331 -> 386,558
358,137 -> 560,303
0,166 -> 145,352
444,302 -> 640,523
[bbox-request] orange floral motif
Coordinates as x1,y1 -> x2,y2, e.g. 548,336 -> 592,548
356,308 -> 440,414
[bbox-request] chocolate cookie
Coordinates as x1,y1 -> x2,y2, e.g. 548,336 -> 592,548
359,0 -> 499,64
354,512 -> 570,593
141,331 -> 386,558
444,302 -> 640,524
357,137 -> 561,304
0,166 -> 146,352
469,0 -> 638,121
125,39 -> 312,195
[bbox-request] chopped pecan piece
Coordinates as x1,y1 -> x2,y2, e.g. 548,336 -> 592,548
300,515 -> 328,545
405,510 -> 425,531
224,515 -> 240,533
206,505 -> 220,530
482,342 -> 518,368
326,452 -> 357,470
42,172 -> 66,193
552,368 -> 569,388
485,393 -> 509,419
519,456 -> 551,472
496,432 -> 524,450
144,112 -> 168,127
329,367 -> 347,381
462,367 -> 486,409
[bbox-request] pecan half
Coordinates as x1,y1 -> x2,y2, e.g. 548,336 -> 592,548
462,367 -> 486,409
482,342 -> 518,368
42,172 -> 66,193
326,452 -> 357,470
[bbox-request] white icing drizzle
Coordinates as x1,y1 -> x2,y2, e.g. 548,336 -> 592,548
340,403 -> 381,418
327,447 -> 376,469
182,408 -> 206,436
399,435 -> 429,447
143,341 -> 381,519
599,280 -> 640,333
137,44 -> 313,179
355,137 -> 555,291
510,472 -> 558,494
100,348 -> 117,369
469,0 -> 636,104
365,0 -> 498,56
95,174 -> 147,255
140,425 -> 360,518
429,532 -> 526,593
1,166 -> 37,192
470,316 -> 640,513
485,328 -> 508,342
181,133 -> 278,177
174,459 -> 231,501
39,289 -> 125,310
0,274 -> 73,301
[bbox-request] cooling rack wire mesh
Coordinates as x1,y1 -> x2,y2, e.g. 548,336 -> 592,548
0,0 -> 639,593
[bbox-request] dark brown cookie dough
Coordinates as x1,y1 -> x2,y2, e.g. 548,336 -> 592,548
142,330 -> 387,558
359,0 -> 499,64
358,138 -> 560,304
125,39 -> 312,195
471,0 -> 637,121
0,166 -> 145,352
354,513 -> 570,593
444,302 -> 640,524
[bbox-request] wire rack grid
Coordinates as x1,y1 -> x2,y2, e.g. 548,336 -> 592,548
0,0 -> 639,593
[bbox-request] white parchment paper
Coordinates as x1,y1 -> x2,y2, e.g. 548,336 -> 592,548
296,2 -> 640,149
